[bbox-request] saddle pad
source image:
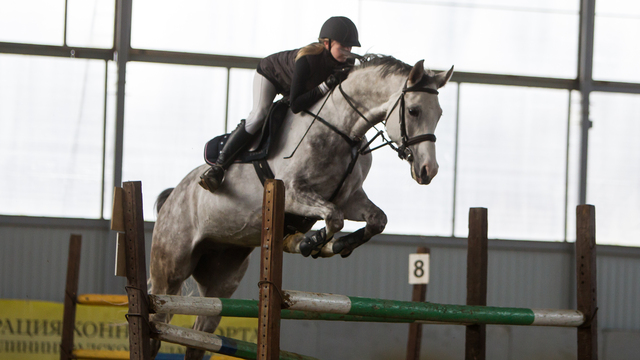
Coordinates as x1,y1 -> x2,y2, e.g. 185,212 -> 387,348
204,100 -> 289,165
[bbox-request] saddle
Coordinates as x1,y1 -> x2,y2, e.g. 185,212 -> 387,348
205,99 -> 288,164
203,99 -> 317,235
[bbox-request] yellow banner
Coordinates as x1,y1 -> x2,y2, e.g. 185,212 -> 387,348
0,299 -> 257,359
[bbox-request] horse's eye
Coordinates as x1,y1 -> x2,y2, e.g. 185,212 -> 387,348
408,107 -> 420,117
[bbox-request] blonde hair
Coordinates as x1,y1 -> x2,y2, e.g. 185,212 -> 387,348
295,38 -> 329,61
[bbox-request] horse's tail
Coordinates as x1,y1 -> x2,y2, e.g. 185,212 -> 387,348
155,188 -> 174,215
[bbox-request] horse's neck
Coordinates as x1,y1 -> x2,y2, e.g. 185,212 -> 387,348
333,70 -> 405,139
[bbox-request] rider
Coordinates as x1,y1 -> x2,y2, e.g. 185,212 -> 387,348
199,16 -> 361,192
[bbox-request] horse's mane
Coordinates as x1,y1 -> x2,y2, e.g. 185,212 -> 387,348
352,53 -> 434,79
353,54 -> 411,77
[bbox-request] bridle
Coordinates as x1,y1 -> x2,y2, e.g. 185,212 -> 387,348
295,77 -> 439,201
378,79 -> 439,161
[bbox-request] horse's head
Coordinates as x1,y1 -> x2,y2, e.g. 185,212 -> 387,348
384,60 -> 454,185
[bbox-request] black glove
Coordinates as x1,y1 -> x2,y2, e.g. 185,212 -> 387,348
324,68 -> 350,89
333,67 -> 350,82
324,74 -> 341,89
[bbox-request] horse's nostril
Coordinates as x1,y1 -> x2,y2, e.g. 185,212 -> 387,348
421,166 -> 429,181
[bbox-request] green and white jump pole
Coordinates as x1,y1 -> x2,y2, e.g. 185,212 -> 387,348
279,290 -> 585,327
149,294 -> 412,323
148,292 -> 584,327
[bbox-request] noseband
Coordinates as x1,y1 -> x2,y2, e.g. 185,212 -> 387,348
384,81 -> 439,161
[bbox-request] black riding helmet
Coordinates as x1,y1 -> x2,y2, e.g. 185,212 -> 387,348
319,16 -> 361,47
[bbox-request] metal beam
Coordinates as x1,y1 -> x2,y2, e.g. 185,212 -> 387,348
592,80 -> 640,94
0,41 -> 112,60
113,0 -> 132,190
9,43 -> 640,97
129,48 -> 260,69
1,42 -> 579,91
577,0 -> 596,205
450,71 -> 578,90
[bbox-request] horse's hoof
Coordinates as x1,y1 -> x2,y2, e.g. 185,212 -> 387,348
283,232 -> 305,253
340,249 -> 353,258
332,228 -> 366,258
199,166 -> 225,193
300,228 -> 328,257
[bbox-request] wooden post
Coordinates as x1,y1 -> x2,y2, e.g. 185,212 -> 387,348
257,179 -> 286,360
60,234 -> 82,360
122,181 -> 151,360
406,247 -> 429,360
466,208 -> 488,360
576,205 -> 597,360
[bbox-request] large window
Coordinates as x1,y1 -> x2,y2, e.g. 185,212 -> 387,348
361,0 -> 580,78
122,63 -> 228,218
587,92 -> 640,246
66,0 -> 115,48
593,0 -> 640,82
130,0 -> 580,79
2,0 -> 640,247
130,0 -> 362,58
0,1 -> 66,45
0,55 -> 107,218
454,85 -> 572,240
0,0 -> 114,47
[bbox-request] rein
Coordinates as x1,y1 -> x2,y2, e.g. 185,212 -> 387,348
338,80 -> 439,161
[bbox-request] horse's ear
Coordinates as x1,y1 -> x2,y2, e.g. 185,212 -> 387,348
435,65 -> 454,89
407,60 -> 425,87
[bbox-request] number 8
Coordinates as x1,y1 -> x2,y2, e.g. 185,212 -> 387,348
414,260 -> 424,278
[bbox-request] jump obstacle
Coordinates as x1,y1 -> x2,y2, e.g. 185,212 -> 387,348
250,181 -> 597,360
61,235 -> 210,360
113,180 -> 596,360
59,234 -> 418,360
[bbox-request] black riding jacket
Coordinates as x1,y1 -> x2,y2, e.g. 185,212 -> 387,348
257,48 -> 353,114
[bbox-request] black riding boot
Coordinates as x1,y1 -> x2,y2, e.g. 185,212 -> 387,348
199,121 -> 253,193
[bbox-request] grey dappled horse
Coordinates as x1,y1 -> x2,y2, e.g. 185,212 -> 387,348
149,55 -> 453,359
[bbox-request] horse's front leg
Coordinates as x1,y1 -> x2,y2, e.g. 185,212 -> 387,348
282,188 -> 344,257
324,188 -> 387,258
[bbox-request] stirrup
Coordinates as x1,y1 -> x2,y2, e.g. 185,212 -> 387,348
198,166 -> 225,193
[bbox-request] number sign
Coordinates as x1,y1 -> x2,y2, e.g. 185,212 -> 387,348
408,253 -> 430,284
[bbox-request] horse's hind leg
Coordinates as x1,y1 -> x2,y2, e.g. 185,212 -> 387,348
148,235 -> 198,358
184,245 -> 253,360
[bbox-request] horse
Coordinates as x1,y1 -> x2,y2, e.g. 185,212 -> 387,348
149,54 -> 453,359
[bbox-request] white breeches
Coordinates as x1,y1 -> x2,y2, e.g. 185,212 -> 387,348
245,72 -> 278,135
